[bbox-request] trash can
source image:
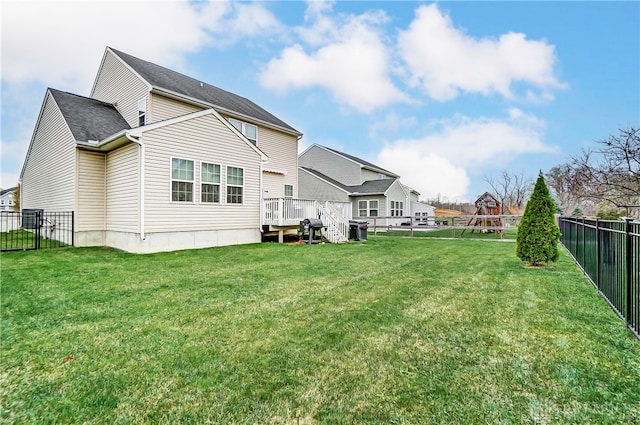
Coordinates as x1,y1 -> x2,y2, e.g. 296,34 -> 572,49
349,220 -> 368,241
300,218 -> 324,244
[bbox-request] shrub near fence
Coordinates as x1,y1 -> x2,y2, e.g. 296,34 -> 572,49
559,217 -> 640,339
1,211 -> 74,251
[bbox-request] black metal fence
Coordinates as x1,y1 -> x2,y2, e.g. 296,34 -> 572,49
559,217 -> 640,339
1,210 -> 74,251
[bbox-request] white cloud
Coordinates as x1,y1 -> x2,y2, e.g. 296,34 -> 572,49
1,139 -> 29,188
0,1 -> 283,94
260,6 -> 408,113
397,4 -> 564,101
378,148 -> 470,201
375,109 -> 557,200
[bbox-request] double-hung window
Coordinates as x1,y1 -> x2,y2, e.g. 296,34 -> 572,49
201,162 -> 221,203
227,166 -> 244,204
391,201 -> 404,217
228,118 -> 257,145
358,200 -> 379,217
171,158 -> 194,202
284,184 -> 293,198
138,98 -> 147,126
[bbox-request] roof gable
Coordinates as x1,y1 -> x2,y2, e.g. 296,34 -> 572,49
49,89 -> 130,142
323,146 -> 398,177
107,47 -> 300,135
300,166 -> 397,196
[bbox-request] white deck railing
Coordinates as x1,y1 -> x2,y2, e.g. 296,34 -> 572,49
263,198 -> 352,243
319,201 -> 349,243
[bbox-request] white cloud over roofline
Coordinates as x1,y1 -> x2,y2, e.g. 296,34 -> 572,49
1,1 -> 283,93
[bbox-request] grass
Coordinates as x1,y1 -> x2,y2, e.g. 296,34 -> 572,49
1,230 -> 67,251
373,228 -> 518,240
1,238 -> 639,424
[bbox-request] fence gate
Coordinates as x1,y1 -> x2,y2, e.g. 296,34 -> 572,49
1,210 -> 74,251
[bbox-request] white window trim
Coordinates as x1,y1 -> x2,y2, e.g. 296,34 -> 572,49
284,184 -> 294,198
138,97 -> 147,127
358,199 -> 379,217
228,117 -> 258,144
226,165 -> 245,205
200,161 -> 221,204
391,200 -> 404,217
170,157 -> 195,204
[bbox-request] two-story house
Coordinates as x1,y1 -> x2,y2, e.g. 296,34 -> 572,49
0,187 -> 16,211
20,47 -> 306,253
298,144 -> 435,226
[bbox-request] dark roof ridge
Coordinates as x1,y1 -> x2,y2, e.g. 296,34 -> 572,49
48,88 -> 116,107
107,47 -> 300,135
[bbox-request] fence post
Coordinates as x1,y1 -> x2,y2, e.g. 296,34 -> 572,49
35,211 -> 41,250
409,216 -> 414,238
71,211 -> 75,247
580,216 -> 586,267
595,218 -> 600,290
626,218 -> 633,327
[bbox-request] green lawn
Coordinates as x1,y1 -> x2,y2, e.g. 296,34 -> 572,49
1,229 -> 68,251
1,238 -> 638,424
373,228 -> 518,240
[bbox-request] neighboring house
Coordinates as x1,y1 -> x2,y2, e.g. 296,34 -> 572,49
0,187 -> 16,211
20,47 -> 303,253
298,144 -> 434,226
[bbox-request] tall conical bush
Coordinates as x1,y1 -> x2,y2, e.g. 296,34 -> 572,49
516,172 -> 561,265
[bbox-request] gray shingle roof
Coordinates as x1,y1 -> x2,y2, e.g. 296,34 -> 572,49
323,146 -> 397,177
301,167 -> 396,195
49,89 -> 130,142
0,187 -> 17,196
109,48 -> 300,135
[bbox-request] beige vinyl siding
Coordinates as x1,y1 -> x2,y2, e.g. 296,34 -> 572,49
353,195 -> 385,218
299,145 -> 362,185
256,126 -> 298,198
106,143 -> 139,232
77,150 -> 106,230
21,93 -> 76,212
149,94 -> 203,123
141,114 -> 261,232
386,180 -> 409,217
218,115 -> 298,199
91,51 -> 149,128
298,168 -> 349,202
362,169 -> 394,182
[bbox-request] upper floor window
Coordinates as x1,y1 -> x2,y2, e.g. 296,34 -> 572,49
138,98 -> 147,126
228,118 -> 257,145
227,166 -> 244,204
171,158 -> 194,202
201,162 -> 221,203
284,184 -> 293,198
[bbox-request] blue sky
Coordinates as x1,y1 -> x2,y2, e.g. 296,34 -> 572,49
2,1 -> 638,202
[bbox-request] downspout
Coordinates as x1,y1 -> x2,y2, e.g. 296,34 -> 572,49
260,160 -> 264,233
125,131 -> 145,240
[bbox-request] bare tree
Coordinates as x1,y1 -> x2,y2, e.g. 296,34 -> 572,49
484,171 -> 533,214
571,126 -> 640,216
12,184 -> 20,211
545,164 -> 583,215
